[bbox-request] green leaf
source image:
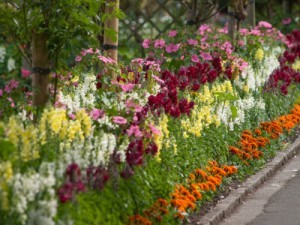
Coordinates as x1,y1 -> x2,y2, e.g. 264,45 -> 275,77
214,92 -> 238,101
230,105 -> 238,119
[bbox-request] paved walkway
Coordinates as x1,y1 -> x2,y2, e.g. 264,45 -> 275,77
220,154 -> 300,225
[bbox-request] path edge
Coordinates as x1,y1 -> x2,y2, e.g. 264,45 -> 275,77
193,137 -> 300,225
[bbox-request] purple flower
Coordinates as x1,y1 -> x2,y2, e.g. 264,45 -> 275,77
112,116 -> 127,124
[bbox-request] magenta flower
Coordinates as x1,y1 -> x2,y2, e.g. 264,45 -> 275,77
165,43 -> 180,53
154,39 -> 166,48
239,28 -> 248,35
168,30 -> 177,37
68,113 -> 76,120
191,54 -> 200,63
200,52 -> 213,61
90,109 -> 105,120
75,55 -> 82,62
21,68 -> 31,78
98,55 -> 115,64
112,116 -> 127,124
119,83 -> 135,92
127,125 -> 143,137
258,21 -> 272,29
142,39 -> 151,48
0,89 -> 2,97
282,18 -> 292,25
152,75 -> 165,84
198,24 -> 211,35
187,39 -> 198,46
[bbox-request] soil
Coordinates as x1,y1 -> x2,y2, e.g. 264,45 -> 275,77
186,126 -> 300,225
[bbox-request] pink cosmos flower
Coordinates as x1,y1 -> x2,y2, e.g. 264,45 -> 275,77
154,39 -> 166,48
198,24 -> 211,35
200,52 -> 213,61
142,39 -> 151,48
258,21 -> 272,29
119,83 -> 135,92
282,18 -> 292,25
168,30 -> 177,37
90,109 -> 105,120
75,55 -> 82,62
127,125 -> 143,137
21,68 -> 31,78
112,116 -> 127,124
165,43 -> 180,53
187,39 -> 198,46
191,54 -> 200,63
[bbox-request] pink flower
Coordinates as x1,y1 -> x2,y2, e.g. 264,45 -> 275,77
168,30 -> 177,37
126,125 -> 143,137
68,114 -> 76,120
198,24 -> 211,35
221,41 -> 233,55
7,97 -> 14,107
21,68 -> 31,78
75,55 -> 82,62
81,48 -> 94,56
239,28 -> 248,35
0,89 -> 3,97
142,39 -> 151,48
154,39 -> 166,48
250,29 -> 261,36
112,116 -> 127,124
258,21 -> 272,29
238,40 -> 245,47
98,55 -> 115,64
282,18 -> 292,25
152,75 -> 164,84
149,123 -> 161,135
200,52 -> 213,61
165,43 -> 180,53
201,36 -> 208,44
90,109 -> 105,120
187,39 -> 198,46
191,54 -> 200,63
119,83 -> 135,92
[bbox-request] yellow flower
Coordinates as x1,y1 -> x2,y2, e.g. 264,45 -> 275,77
292,60 -> 300,71
255,48 -> 264,61
243,85 -> 250,93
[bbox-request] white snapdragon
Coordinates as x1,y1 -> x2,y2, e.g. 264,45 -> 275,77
0,45 -> 6,63
12,168 -> 57,225
7,57 -> 16,71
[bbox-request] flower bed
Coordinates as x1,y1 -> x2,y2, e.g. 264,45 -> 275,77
0,23 -> 300,225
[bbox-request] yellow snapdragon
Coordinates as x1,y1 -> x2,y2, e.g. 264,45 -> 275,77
0,161 -> 13,210
292,60 -> 300,71
255,48 -> 264,61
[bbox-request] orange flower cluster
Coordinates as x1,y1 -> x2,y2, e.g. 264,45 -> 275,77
170,161 -> 237,219
230,104 -> 300,163
229,130 -> 269,163
127,162 -> 237,224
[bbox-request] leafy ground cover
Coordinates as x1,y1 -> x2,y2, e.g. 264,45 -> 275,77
0,22 -> 300,225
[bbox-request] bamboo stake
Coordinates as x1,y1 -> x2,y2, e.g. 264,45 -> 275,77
103,0 -> 119,63
32,32 -> 50,107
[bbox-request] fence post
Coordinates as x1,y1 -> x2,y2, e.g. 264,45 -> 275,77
246,0 -> 256,27
103,0 -> 119,63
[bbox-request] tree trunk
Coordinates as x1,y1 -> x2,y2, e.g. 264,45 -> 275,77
228,6 -> 236,41
32,32 -> 50,107
246,0 -> 256,27
103,0 -> 119,62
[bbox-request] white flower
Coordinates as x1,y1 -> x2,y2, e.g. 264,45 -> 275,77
7,57 -> 16,71
0,45 -> 6,63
